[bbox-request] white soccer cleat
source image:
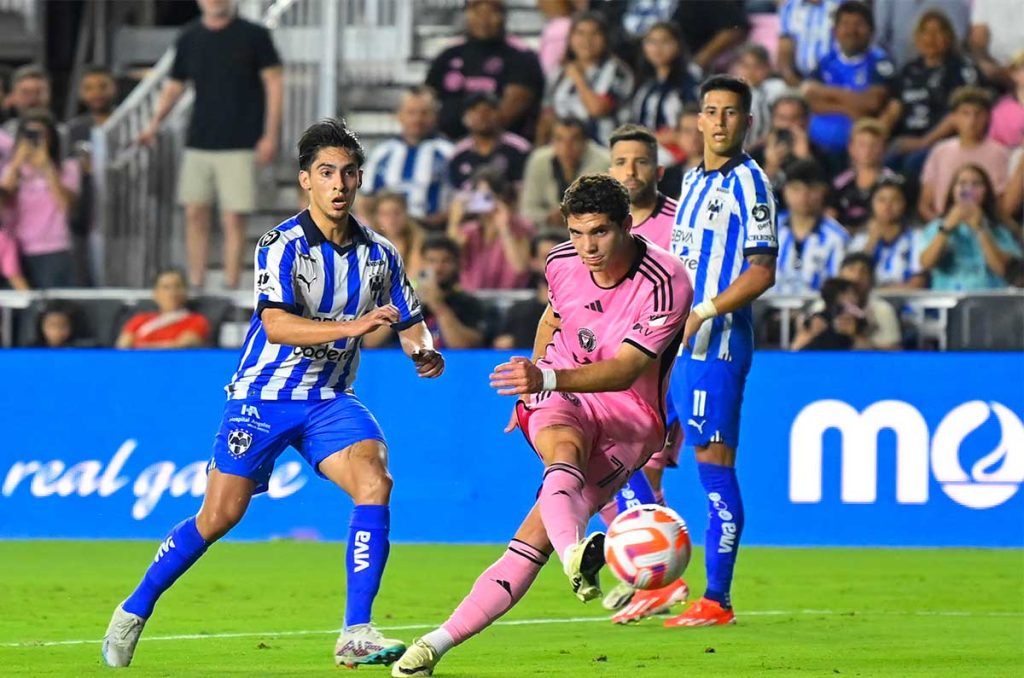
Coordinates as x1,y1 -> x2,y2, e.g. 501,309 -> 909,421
334,623 -> 406,668
391,638 -> 441,677
563,532 -> 606,602
101,604 -> 147,668
602,581 -> 637,611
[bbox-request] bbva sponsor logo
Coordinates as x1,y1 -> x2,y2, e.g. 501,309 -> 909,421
789,400 -> 1024,510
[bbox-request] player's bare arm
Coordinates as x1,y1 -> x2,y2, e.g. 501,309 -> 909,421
683,253 -> 776,347
261,305 -> 400,346
396,321 -> 445,379
530,304 -> 560,362
491,343 -> 653,396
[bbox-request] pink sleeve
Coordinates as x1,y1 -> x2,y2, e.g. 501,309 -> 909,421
921,147 -> 939,186
0,231 -> 22,280
623,269 -> 693,359
60,160 -> 82,195
545,255 -> 563,317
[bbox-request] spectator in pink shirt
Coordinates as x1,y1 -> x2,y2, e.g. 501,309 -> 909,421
919,87 -> 1008,222
0,226 -> 28,289
0,109 -> 80,288
537,1 -> 575,77
447,168 -> 533,290
988,50 -> 1024,149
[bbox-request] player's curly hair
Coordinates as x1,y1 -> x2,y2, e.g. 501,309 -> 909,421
560,174 -> 630,227
297,117 -> 366,171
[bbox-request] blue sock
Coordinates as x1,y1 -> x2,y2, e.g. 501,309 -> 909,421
345,505 -> 390,628
615,470 -> 657,512
122,517 -> 209,618
697,462 -> 744,609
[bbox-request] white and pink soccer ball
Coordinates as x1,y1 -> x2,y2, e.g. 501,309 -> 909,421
604,505 -> 691,590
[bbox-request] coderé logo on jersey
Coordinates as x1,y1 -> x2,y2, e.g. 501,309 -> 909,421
789,399 -> 1024,510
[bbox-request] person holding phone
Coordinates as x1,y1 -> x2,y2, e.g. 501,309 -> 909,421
446,167 -> 533,291
0,108 -> 80,288
918,163 -> 1021,290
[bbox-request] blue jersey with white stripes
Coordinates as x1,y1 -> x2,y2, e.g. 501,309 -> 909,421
671,154 -> 778,366
360,136 -> 453,219
227,210 -> 423,401
849,229 -> 920,286
775,213 -> 850,293
779,0 -> 840,77
808,47 -> 895,151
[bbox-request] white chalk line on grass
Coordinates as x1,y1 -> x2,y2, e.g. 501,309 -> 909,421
3,609 -> 1022,649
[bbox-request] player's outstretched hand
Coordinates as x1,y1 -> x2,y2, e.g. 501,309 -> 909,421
412,348 -> 444,378
490,356 -> 543,396
355,304 -> 400,335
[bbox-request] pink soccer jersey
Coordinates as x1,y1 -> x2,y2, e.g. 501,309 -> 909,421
541,236 -> 693,428
630,193 -> 677,250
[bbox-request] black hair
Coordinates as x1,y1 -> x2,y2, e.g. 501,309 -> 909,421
699,74 -> 752,115
783,158 -> 826,186
553,116 -> 588,135
820,277 -> 858,307
835,0 -> 874,32
560,174 -> 630,226
16,108 -> 60,165
869,175 -> 907,202
421,234 -> 461,260
33,300 -> 79,348
531,230 -> 565,258
609,123 -> 658,162
297,117 -> 366,171
839,252 -> 875,273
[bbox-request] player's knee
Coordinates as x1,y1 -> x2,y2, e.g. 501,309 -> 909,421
196,505 -> 246,541
355,468 -> 393,504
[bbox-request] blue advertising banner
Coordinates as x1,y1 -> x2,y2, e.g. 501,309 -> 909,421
1,350 -> 1021,546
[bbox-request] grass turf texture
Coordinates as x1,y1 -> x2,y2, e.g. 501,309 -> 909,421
0,541 -> 1021,677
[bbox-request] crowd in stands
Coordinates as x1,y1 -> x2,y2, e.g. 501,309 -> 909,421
1,0 -> 1022,351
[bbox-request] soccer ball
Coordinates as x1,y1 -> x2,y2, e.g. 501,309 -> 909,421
604,505 -> 691,590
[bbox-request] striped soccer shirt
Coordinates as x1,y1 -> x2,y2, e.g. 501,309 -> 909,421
671,154 -> 778,364
227,210 -> 422,401
546,58 -> 634,145
849,229 -> 920,286
775,213 -> 850,294
360,136 -> 454,219
779,0 -> 840,77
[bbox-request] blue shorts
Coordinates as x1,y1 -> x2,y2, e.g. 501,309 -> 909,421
211,395 -> 386,494
668,357 -> 748,449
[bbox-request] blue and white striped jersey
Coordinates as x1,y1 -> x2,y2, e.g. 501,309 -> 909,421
849,229 -> 920,286
775,213 -> 850,294
227,210 -> 423,401
671,154 -> 778,364
360,136 -> 453,219
779,0 -> 840,77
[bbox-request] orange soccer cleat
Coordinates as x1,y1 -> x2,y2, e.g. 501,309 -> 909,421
611,579 -> 689,624
663,597 -> 736,628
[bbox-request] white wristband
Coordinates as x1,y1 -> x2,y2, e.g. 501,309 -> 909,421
694,300 -> 719,320
540,368 -> 557,392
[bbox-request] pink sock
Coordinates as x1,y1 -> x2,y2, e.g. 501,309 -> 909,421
598,500 -> 618,527
539,462 -> 588,561
440,540 -> 547,647
654,488 -> 666,506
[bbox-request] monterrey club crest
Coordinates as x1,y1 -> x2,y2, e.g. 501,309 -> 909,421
227,429 -> 253,458
578,327 -> 597,353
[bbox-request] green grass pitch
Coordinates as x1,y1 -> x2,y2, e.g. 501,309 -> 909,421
0,541 -> 1021,676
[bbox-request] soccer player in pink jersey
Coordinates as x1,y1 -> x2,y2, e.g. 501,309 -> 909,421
602,123 -> 691,621
391,174 -> 693,677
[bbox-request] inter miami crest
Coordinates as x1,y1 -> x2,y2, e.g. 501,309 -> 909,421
227,429 -> 253,458
578,327 -> 597,353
